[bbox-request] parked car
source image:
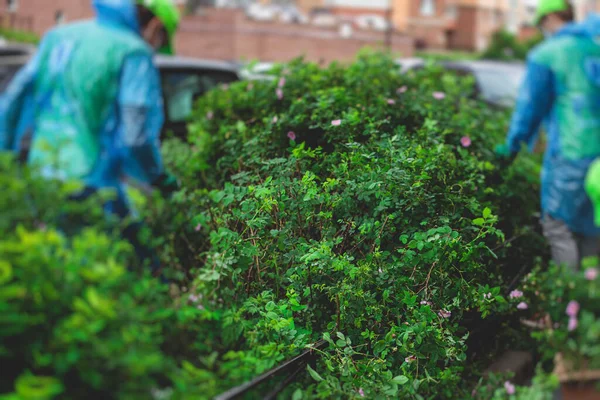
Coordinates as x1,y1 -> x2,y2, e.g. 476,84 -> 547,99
155,55 -> 240,138
396,58 -> 525,108
0,44 -> 35,92
0,49 -> 242,139
237,61 -> 277,81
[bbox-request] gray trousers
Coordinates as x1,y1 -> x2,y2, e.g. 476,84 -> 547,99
542,216 -> 600,270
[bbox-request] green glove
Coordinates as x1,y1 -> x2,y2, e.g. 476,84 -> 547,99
495,144 -> 517,167
585,159 -> 600,227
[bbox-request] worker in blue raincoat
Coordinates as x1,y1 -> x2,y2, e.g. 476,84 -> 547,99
0,0 -> 180,273
497,0 -> 600,269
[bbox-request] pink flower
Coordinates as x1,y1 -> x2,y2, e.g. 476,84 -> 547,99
387,99 -> 396,105
433,92 -> 446,100
484,292 -> 492,299
568,317 -> 578,332
331,119 -> 342,126
195,223 -> 202,232
278,77 -> 286,88
272,116 -> 278,124
585,267 -> 598,281
504,381 -> 516,395
247,83 -> 254,91
358,388 -> 365,397
438,310 -> 451,318
37,223 -> 47,231
517,302 -> 528,310
420,300 -> 431,305
197,304 -> 205,311
276,88 -> 284,100
287,131 -> 296,140
566,300 -> 580,318
189,294 -> 199,303
221,84 -> 229,91
405,355 -> 417,363
206,111 -> 214,120
460,136 -> 472,148
397,86 -> 408,94
510,290 -> 523,299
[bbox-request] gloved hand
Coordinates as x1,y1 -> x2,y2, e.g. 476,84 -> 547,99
495,144 -> 517,168
153,171 -> 180,197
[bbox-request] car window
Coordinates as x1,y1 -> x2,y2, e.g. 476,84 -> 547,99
473,68 -> 525,107
162,70 -> 238,123
0,64 -> 21,92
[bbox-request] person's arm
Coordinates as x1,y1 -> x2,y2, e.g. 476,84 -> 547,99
0,50 -> 41,152
115,52 -> 165,185
505,57 -> 555,155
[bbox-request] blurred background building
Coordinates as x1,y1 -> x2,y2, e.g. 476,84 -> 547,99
1,0 -> 600,62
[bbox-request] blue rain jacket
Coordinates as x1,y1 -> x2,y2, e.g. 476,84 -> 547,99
0,0 -> 164,217
506,14 -> 600,236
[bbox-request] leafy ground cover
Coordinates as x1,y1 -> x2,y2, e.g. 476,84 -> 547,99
1,52 -> 554,399
0,28 -> 39,45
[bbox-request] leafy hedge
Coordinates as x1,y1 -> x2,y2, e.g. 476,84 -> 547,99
1,52 -> 547,399
481,30 -> 543,62
0,28 -> 39,45
153,52 -> 546,398
0,156 -> 218,399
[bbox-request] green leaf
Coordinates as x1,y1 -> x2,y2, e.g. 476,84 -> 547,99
482,207 -> 492,219
306,364 -> 323,382
392,375 -> 409,385
0,261 -> 13,285
473,218 -> 485,226
292,389 -> 303,400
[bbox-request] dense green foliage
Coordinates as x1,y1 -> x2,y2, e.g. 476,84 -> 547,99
0,28 -> 39,45
155,53 -> 546,398
520,259 -> 600,373
1,52 -> 551,399
481,30 -> 543,62
0,156 -> 218,399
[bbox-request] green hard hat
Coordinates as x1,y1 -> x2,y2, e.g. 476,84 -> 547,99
137,0 -> 181,55
585,159 -> 600,227
535,0 -> 570,26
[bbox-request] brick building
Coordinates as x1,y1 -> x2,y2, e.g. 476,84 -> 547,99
293,0 -> 508,51
1,0 -> 93,34
0,1 -> 414,63
176,8 -> 414,62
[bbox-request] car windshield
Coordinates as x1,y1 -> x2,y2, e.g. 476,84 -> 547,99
162,70 -> 238,123
472,66 -> 525,107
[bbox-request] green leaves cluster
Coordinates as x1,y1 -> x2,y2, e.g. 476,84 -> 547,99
148,51 -> 545,398
0,51 -> 549,399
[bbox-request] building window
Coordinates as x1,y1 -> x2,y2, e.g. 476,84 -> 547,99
7,0 -> 18,12
420,0 -> 436,16
445,5 -> 457,19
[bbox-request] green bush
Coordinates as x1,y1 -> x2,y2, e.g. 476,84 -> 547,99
0,155 -> 216,399
1,51 -> 547,399
481,30 -> 543,62
0,28 -> 39,45
518,259 -> 600,372
149,51 -> 546,398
